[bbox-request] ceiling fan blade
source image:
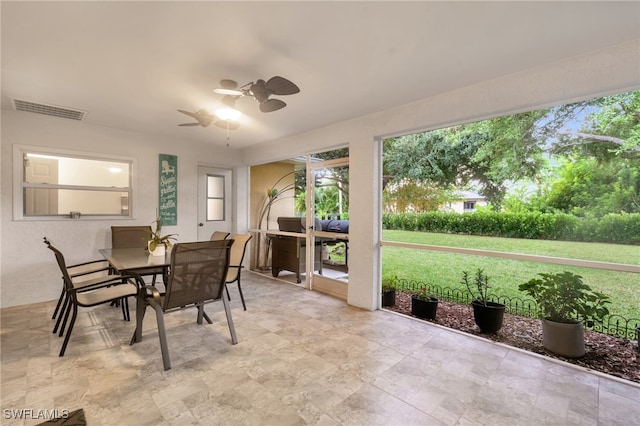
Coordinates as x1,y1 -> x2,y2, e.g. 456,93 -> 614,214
178,109 -> 213,127
178,109 -> 198,119
214,79 -> 244,96
214,120 -> 240,130
220,79 -> 238,90
260,98 -> 286,113
265,76 -> 300,95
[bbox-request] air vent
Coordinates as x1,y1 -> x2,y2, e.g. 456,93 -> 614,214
11,98 -> 86,121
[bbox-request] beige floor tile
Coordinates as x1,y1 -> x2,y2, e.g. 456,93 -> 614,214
1,271 -> 638,426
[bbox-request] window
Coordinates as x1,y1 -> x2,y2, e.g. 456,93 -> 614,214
206,174 -> 225,221
463,201 -> 476,211
14,145 -> 133,219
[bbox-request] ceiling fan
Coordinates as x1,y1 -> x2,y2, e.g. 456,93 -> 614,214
177,109 -> 240,130
213,76 -> 300,113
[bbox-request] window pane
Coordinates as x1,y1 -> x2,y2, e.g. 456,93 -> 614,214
24,154 -> 129,187
24,189 -> 128,215
207,199 -> 224,221
207,175 -> 224,198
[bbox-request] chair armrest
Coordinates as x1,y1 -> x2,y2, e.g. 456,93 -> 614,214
72,274 -> 133,294
68,260 -> 111,278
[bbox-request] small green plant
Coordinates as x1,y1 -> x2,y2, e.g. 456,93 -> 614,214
147,218 -> 178,252
413,286 -> 434,301
518,271 -> 610,324
461,268 -> 491,306
382,274 -> 398,293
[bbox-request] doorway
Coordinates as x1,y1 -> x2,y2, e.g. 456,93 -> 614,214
248,149 -> 349,298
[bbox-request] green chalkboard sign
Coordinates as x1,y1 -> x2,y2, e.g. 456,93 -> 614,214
159,154 -> 177,226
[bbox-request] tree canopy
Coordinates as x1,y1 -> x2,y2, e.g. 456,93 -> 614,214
383,90 -> 640,215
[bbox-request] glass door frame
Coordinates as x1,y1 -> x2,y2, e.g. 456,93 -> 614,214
305,155 -> 349,292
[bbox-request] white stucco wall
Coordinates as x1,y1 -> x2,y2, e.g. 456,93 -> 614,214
1,40 -> 639,309
242,40 -> 640,311
0,110 -> 243,307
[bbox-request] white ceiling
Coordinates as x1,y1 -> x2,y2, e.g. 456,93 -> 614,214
2,1 -> 639,149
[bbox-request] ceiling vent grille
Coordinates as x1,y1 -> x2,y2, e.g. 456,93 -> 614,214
11,98 -> 86,121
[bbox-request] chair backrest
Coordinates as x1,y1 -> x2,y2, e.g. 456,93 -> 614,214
210,231 -> 230,241
163,239 -> 233,311
43,237 -> 73,292
226,234 -> 252,283
111,226 -> 152,249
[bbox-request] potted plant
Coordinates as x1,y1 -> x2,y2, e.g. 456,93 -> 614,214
146,218 -> 177,257
519,271 -> 610,358
462,268 -> 505,334
411,287 -> 438,320
381,275 -> 397,307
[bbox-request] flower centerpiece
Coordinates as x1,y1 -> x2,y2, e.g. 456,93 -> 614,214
147,218 -> 177,256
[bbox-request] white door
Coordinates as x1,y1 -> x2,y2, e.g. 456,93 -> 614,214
25,156 -> 58,215
197,166 -> 232,241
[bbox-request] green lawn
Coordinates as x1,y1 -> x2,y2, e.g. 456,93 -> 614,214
382,230 -> 640,321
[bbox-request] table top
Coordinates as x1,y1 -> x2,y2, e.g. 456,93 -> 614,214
99,247 -> 170,272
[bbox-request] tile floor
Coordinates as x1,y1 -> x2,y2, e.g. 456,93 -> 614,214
1,272 -> 639,425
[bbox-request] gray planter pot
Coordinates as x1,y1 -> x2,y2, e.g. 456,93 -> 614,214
542,318 -> 585,358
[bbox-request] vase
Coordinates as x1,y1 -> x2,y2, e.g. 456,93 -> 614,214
148,241 -> 166,257
411,296 -> 438,320
471,300 -> 505,334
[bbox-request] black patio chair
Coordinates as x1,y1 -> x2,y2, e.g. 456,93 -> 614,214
225,233 -> 252,311
44,237 -> 138,356
130,239 -> 237,371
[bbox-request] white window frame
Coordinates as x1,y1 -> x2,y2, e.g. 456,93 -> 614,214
13,144 -> 137,221
206,173 -> 226,221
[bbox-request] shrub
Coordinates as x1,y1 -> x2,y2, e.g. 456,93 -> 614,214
382,211 -> 640,245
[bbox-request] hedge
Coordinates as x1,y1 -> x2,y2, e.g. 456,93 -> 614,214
382,211 -> 640,245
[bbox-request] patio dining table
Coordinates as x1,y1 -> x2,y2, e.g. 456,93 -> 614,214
99,247 -> 170,274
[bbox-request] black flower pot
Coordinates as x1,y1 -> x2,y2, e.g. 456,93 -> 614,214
471,300 -> 505,333
411,296 -> 438,320
382,289 -> 396,307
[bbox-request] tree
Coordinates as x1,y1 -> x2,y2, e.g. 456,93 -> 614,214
383,111 -> 549,209
533,158 -> 640,217
551,91 -> 640,159
383,90 -> 640,214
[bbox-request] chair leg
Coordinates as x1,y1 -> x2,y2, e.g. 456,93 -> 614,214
150,302 -> 171,371
222,295 -> 238,345
59,304 -> 78,356
130,294 -> 147,345
225,285 -> 231,301
121,297 -> 130,321
58,297 -> 73,337
52,288 -> 65,320
53,294 -> 69,334
236,279 -> 247,311
196,304 -> 204,325
196,304 -> 213,325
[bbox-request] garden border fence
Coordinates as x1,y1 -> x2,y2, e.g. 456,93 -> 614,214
396,278 -> 640,341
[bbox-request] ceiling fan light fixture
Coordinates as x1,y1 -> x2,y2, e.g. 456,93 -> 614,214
215,107 -> 241,121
